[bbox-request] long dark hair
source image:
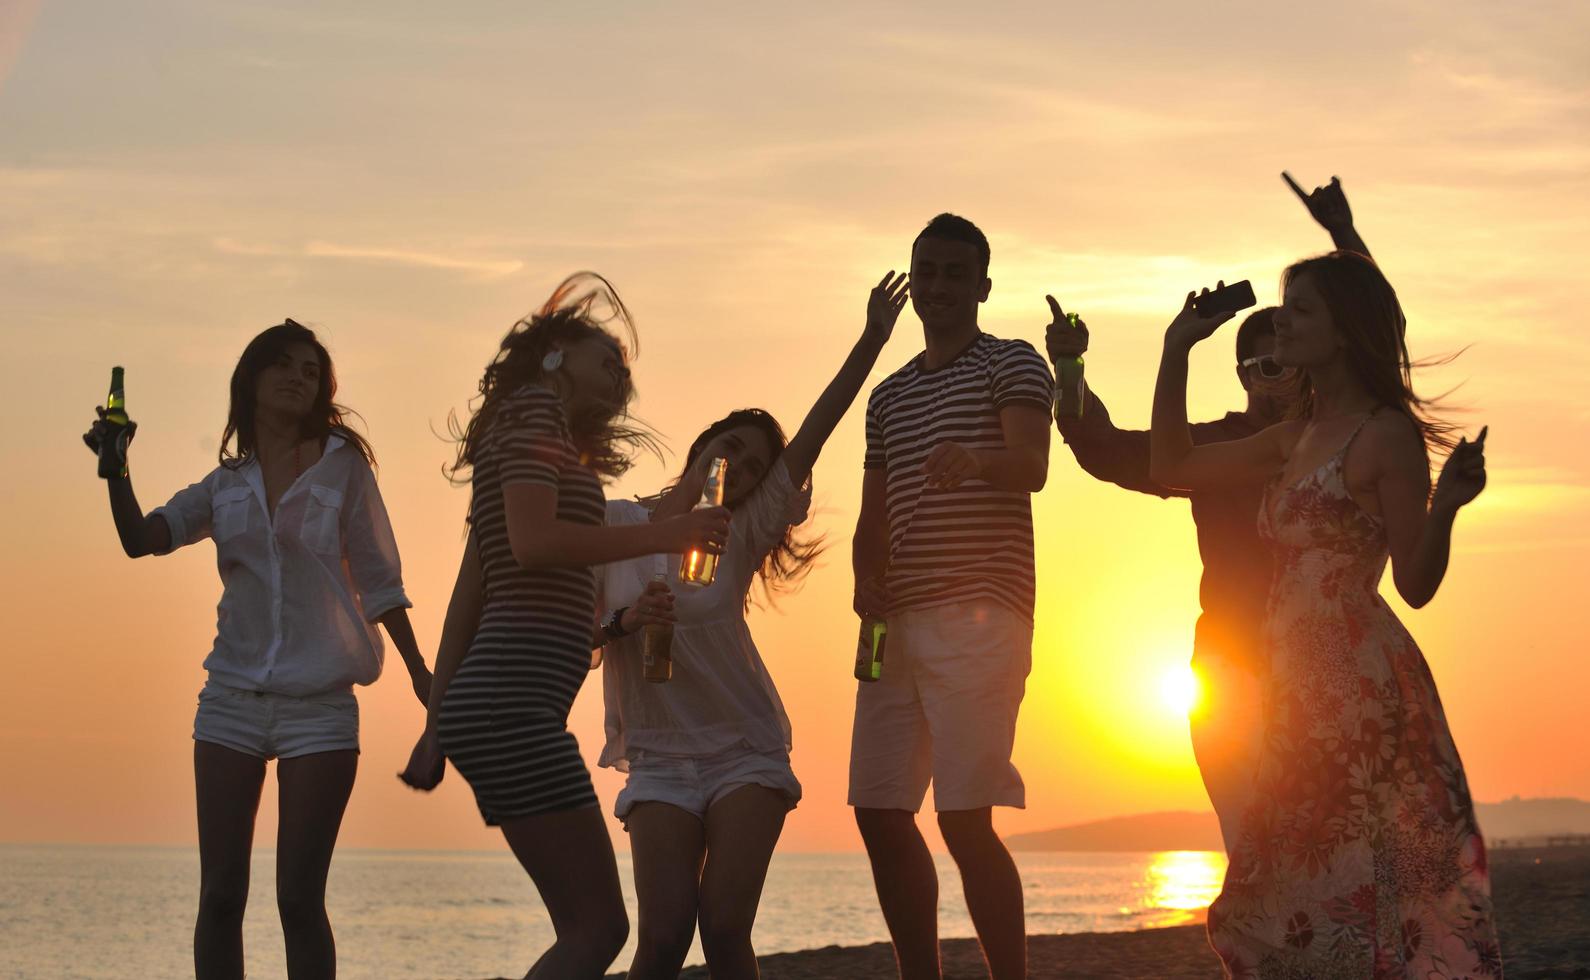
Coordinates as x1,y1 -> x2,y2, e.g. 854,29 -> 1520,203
673,408 -> 826,609
1282,251 -> 1459,457
450,272 -> 654,483
220,319 -> 375,468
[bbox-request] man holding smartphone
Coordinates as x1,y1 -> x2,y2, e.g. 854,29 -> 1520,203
1044,174 -> 1371,851
851,213 -> 1053,980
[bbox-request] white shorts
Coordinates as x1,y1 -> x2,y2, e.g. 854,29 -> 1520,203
193,680 -> 360,760
615,749 -> 802,825
847,600 -> 1032,812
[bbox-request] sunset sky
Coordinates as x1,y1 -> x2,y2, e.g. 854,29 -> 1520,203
3,1 -> 1587,854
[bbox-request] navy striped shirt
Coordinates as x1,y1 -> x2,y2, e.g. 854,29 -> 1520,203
864,332 -> 1053,623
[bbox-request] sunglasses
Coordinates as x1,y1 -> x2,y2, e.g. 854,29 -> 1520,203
1239,354 -> 1290,380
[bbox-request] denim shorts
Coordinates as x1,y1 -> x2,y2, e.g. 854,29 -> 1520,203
193,680 -> 360,760
615,749 -> 801,825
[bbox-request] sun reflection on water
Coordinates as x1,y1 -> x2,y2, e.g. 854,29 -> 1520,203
1143,850 -> 1227,925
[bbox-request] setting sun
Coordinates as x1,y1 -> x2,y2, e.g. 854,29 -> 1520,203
1160,665 -> 1202,717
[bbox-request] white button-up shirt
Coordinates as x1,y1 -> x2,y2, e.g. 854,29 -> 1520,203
154,433 -> 411,696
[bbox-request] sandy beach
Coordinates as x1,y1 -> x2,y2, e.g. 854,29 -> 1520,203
582,844 -> 1590,979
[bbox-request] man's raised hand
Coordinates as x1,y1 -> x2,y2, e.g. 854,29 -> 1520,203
1045,295 -> 1088,362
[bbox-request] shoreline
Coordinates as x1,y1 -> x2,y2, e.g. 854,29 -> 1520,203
589,844 -> 1590,980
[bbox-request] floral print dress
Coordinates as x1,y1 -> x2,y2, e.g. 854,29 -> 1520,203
1208,416 -> 1502,979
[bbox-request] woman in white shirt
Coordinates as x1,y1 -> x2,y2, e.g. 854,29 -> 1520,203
599,273 -> 908,979
84,319 -> 431,980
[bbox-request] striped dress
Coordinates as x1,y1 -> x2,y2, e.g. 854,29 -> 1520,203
437,384 -> 607,824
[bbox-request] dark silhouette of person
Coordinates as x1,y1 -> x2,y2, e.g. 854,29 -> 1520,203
1043,174 -> 1373,851
83,320 -> 431,980
851,214 -> 1053,980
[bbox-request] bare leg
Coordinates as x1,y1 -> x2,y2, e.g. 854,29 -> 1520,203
1188,654 -> 1262,853
500,805 -> 629,979
938,808 -> 1024,980
193,741 -> 267,980
624,802 -> 707,980
276,749 -> 358,980
855,807 -> 941,980
697,785 -> 788,979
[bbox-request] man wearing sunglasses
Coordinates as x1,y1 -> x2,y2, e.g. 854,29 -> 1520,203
1044,173 -> 1370,852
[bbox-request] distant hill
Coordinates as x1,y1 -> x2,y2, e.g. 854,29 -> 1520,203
1006,811 -> 1222,852
1007,798 -> 1590,852
1477,797 -> 1590,841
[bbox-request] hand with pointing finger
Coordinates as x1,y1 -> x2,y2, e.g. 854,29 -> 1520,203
1044,295 -> 1089,362
1283,172 -> 1354,235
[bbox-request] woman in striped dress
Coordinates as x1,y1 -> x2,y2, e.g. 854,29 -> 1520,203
401,274 -> 731,979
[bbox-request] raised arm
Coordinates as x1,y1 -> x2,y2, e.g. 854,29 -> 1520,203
1062,390 -> 1182,498
781,272 -> 909,485
1151,290 -> 1290,491
1284,172 -> 1371,257
1044,297 -> 1182,499
1372,418 -> 1488,608
84,410 -> 172,557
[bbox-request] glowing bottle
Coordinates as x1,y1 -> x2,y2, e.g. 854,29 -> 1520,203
854,617 -> 886,683
679,457 -> 727,588
1052,312 -> 1086,422
98,366 -> 131,479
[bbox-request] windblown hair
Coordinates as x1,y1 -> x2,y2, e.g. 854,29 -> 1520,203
912,212 -> 991,277
1282,251 -> 1459,457
220,319 -> 375,468
677,409 -> 826,609
449,272 -> 654,483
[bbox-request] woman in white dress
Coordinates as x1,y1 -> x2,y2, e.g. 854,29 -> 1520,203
596,273 -> 908,979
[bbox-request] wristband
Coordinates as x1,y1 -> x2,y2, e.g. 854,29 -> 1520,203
602,607 -> 631,640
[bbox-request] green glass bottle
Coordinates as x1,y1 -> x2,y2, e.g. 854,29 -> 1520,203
1052,313 -> 1086,422
98,366 -> 131,479
854,617 -> 886,682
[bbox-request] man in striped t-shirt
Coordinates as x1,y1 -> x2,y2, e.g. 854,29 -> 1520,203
849,213 -> 1053,980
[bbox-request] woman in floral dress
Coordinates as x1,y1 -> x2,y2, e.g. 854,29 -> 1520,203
1148,252 -> 1501,978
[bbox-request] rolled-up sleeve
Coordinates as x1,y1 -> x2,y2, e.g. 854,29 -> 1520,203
991,340 -> 1055,413
343,459 -> 411,621
150,479 -> 215,555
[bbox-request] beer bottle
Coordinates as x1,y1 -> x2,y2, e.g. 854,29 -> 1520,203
1053,312 -> 1086,422
679,456 -> 727,588
854,616 -> 886,682
642,573 -> 674,683
98,366 -> 132,479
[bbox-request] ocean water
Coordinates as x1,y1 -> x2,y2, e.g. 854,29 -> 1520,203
0,844 -> 1225,979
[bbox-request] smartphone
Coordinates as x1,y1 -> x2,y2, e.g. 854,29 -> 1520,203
1193,280 -> 1256,318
